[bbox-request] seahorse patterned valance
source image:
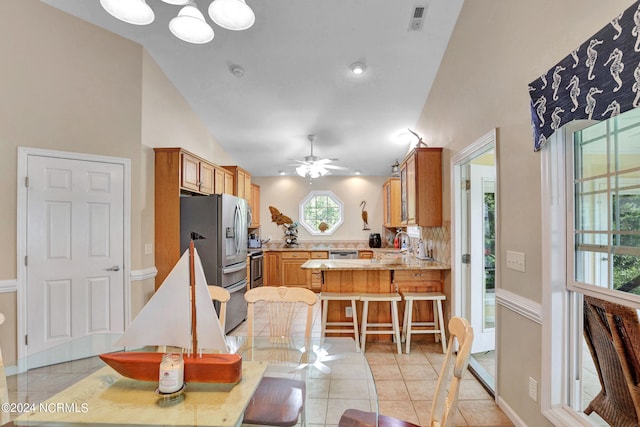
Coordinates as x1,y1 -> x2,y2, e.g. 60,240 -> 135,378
529,0 -> 640,151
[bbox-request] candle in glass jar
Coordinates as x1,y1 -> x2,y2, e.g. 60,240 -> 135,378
158,353 -> 184,393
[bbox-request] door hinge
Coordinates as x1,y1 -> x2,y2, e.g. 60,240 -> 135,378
464,179 -> 470,190
25,335 -> 28,345
462,254 -> 471,264
25,176 -> 29,188
24,255 -> 28,266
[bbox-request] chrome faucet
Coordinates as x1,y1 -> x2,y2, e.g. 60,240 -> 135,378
395,230 -> 411,252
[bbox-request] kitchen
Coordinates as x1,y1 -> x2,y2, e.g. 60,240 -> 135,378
1,1 -> 636,427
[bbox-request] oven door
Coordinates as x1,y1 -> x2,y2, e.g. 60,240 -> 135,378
250,253 -> 263,288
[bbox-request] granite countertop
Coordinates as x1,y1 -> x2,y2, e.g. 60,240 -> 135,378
262,247 -> 402,252
300,257 -> 450,271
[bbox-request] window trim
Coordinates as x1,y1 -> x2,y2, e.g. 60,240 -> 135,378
298,190 -> 344,235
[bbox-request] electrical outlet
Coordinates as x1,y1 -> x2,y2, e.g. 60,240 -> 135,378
345,307 -> 353,318
528,377 -> 538,401
506,251 -> 526,272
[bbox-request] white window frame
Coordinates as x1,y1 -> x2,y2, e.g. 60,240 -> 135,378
542,116 -> 640,425
298,190 -> 344,235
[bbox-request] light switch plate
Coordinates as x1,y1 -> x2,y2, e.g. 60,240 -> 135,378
506,251 -> 525,272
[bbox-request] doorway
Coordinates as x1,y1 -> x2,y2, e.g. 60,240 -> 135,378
17,148 -> 131,370
452,130 -> 497,394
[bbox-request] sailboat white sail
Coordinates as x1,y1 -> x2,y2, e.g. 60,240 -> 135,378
115,248 -> 227,353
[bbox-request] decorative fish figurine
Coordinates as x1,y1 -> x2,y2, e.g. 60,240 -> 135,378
269,206 -> 292,225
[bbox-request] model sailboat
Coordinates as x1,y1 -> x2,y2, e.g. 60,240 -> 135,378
99,241 -> 242,384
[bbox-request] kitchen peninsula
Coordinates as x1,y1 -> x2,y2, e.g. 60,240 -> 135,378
300,257 -> 450,342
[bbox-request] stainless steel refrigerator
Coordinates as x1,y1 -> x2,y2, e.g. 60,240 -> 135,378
180,193 -> 248,333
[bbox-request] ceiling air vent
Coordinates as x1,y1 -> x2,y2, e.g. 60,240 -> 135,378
408,4 -> 427,31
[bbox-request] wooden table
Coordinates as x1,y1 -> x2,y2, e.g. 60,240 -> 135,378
9,337 -> 376,427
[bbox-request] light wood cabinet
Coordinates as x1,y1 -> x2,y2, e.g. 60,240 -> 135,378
181,151 -> 214,194
250,183 -> 260,227
309,251 -> 328,292
214,166 -> 233,195
383,177 -> 401,228
281,252 -> 310,288
358,250 -> 374,259
223,166 -> 251,200
155,147 -> 221,288
400,147 -> 443,226
393,270 -> 445,331
265,252 -> 282,287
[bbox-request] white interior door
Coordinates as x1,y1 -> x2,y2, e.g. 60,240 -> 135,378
470,164 -> 496,353
25,154 -> 125,367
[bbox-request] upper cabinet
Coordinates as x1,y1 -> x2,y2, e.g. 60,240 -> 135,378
400,147 -> 443,226
223,166 -> 251,200
250,183 -> 260,228
382,177 -> 402,228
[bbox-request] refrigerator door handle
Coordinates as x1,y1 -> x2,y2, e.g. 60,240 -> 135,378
234,204 -> 241,256
223,261 -> 248,274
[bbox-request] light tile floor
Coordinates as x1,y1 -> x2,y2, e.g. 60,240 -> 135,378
231,301 -> 514,427
6,301 -> 515,427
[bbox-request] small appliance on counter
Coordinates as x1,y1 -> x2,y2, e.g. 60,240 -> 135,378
248,233 -> 261,248
369,233 -> 381,248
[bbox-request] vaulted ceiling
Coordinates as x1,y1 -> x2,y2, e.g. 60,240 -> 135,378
41,0 -> 463,177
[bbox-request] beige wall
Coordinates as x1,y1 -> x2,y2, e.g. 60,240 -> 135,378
254,176 -> 387,243
415,0 -> 633,425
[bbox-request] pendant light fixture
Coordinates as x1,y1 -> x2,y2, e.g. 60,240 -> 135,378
99,0 -> 254,44
208,0 -> 255,31
99,0 -> 155,25
169,3 -> 215,44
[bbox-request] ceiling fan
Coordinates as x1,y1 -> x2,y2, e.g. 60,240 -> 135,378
291,135 -> 346,178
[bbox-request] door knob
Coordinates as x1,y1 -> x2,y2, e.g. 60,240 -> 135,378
106,265 -> 121,271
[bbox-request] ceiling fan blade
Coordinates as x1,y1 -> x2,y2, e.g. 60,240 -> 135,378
324,165 -> 348,170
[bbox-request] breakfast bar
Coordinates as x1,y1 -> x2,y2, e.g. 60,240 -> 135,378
300,257 -> 451,343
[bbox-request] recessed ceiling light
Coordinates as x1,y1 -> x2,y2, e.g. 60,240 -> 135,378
279,170 -> 286,175
230,65 -> 244,78
350,62 -> 366,75
355,170 -> 361,175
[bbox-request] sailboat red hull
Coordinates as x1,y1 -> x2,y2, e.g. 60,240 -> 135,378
99,352 -> 242,384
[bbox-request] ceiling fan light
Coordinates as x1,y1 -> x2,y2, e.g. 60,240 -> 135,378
296,165 -> 307,177
100,0 -> 155,25
208,0 -> 255,31
169,4 -> 215,44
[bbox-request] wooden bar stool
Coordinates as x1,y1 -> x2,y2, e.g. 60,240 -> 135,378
360,293 -> 402,354
401,291 -> 447,354
319,292 -> 361,351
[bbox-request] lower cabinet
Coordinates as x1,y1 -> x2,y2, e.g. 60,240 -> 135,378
282,252 -> 310,288
393,270 -> 445,331
265,252 -> 282,287
310,251 -> 328,292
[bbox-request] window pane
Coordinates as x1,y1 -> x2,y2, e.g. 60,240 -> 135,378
299,191 -> 344,235
576,190 -> 608,231
575,248 -> 609,287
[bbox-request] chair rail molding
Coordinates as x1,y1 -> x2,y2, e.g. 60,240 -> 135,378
130,267 -> 157,282
0,279 -> 17,293
495,288 -> 542,325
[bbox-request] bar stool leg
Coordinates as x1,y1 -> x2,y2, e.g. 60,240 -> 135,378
360,300 -> 369,353
350,299 -> 361,352
404,299 -> 414,354
320,298 -> 329,347
391,300 -> 402,355
436,299 -> 447,353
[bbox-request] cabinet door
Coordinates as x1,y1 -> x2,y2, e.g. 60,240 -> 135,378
199,162 -> 215,194
400,163 -> 408,224
181,153 -> 200,192
236,170 -> 246,199
406,154 -> 416,225
250,184 -> 260,227
265,252 -> 282,286
224,172 -> 234,195
282,259 -> 310,288
383,180 -> 391,227
214,167 -> 225,194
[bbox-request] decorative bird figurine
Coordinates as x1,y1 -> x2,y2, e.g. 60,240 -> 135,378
360,201 -> 370,230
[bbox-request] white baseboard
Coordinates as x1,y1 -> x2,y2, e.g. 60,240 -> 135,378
497,396 -> 528,427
